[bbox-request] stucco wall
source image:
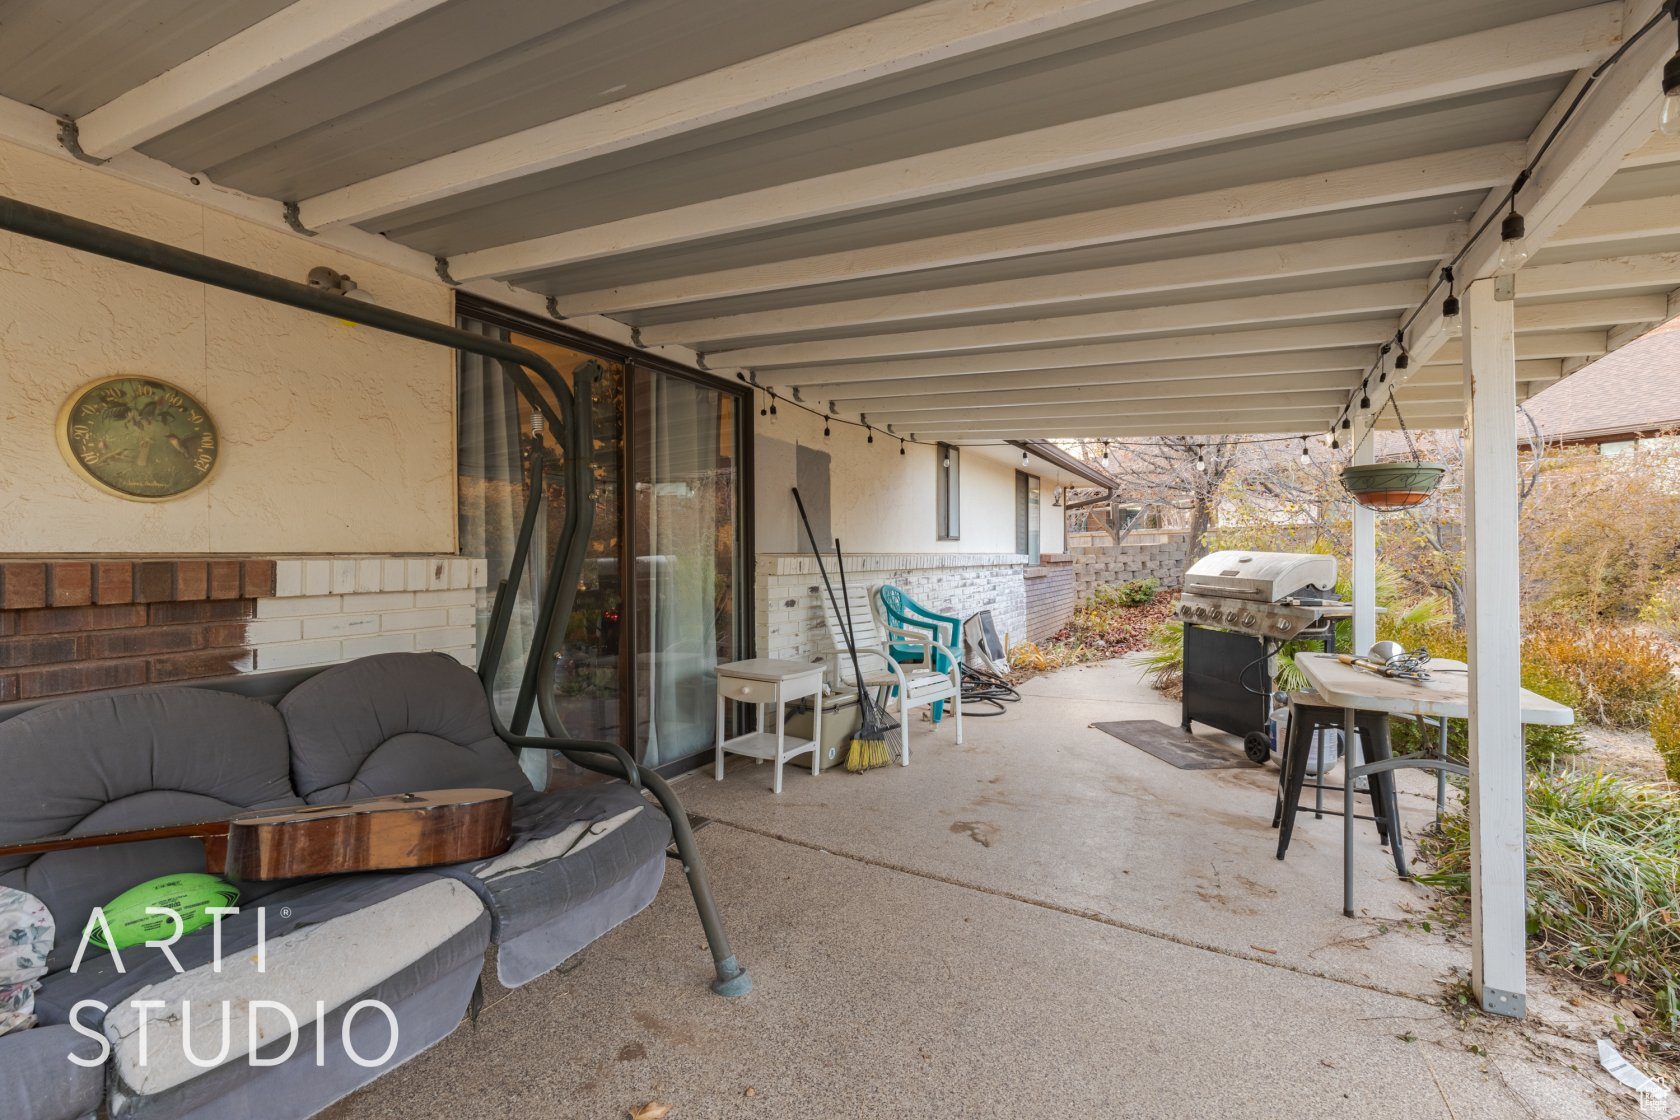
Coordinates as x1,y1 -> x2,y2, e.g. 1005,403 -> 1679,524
0,138 -> 455,555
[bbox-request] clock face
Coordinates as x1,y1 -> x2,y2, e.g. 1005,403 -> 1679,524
58,376 -> 219,501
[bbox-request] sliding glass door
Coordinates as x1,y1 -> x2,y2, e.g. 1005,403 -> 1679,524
631,365 -> 744,767
457,301 -> 746,779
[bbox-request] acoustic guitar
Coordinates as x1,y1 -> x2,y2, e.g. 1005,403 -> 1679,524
0,789 -> 514,881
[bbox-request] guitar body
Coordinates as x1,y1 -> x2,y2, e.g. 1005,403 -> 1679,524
219,789 -> 514,880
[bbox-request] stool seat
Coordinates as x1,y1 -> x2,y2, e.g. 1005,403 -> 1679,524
1273,698 -> 1409,879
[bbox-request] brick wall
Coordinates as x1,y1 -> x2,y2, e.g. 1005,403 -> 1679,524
1022,556 -> 1077,642
1072,533 -> 1193,601
0,555 -> 485,702
0,559 -> 276,701
757,552 -> 1027,671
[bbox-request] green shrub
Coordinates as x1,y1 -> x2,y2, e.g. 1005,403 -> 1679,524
1526,620 -> 1675,729
1652,691 -> 1680,784
1417,770 -> 1680,1035
1091,578 -> 1160,608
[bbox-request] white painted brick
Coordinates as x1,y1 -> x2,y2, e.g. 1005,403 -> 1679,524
331,559 -> 359,594
448,558 -> 471,589
426,557 -> 449,591
383,558 -> 406,590
469,559 -> 488,588
413,589 -> 476,607
303,613 -> 381,639
274,559 -> 306,598
447,605 -> 475,627
356,558 -> 382,593
255,594 -> 342,619
255,639 -> 343,670
341,591 -> 414,611
380,608 -> 449,632
245,618 -> 303,644
343,632 -> 416,658
304,560 -> 331,596
405,558 -> 428,590
439,646 -> 477,667
412,626 -> 474,651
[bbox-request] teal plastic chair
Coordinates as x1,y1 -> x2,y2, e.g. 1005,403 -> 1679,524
876,585 -> 961,724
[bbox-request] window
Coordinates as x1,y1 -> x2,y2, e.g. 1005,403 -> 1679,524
936,443 -> 960,540
1015,470 -> 1040,562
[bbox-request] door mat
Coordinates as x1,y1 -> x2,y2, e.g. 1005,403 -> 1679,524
1092,720 -> 1250,770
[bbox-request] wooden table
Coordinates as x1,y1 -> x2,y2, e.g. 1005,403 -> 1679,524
714,658 -> 827,794
1293,653 -> 1573,915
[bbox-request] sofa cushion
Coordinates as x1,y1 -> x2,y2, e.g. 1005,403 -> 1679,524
0,688 -> 299,972
443,784 -> 672,987
41,872 -> 489,1120
0,1023 -> 104,1120
279,653 -> 529,802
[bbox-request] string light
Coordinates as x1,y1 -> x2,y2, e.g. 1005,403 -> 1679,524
1377,343 -> 1390,384
899,439 -> 906,456
1440,267 -> 1460,326
1299,438 -> 1310,466
1022,449 -> 1030,466
1393,332 -> 1409,371
1359,379 -> 1371,411
1498,170 -> 1531,272
1100,441 -> 1113,469
1194,445 -> 1207,472
823,418 -> 831,437
867,427 -> 874,444
769,393 -> 778,416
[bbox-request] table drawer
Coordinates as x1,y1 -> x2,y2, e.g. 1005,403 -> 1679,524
718,675 -> 777,704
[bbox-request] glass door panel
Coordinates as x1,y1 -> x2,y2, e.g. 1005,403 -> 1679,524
631,365 -> 743,767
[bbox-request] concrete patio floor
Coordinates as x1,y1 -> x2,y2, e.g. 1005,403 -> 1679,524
326,657 -> 1635,1120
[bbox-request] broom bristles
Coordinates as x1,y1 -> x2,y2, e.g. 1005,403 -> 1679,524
846,695 -> 902,772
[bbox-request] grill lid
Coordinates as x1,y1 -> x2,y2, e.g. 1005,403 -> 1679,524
1182,550 -> 1337,603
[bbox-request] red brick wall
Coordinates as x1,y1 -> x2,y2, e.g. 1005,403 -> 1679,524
0,559 -> 275,702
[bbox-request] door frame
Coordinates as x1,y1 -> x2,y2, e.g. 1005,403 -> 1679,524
455,295 -> 755,776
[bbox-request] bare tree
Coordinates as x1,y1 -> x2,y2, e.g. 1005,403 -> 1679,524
1082,435 -> 1246,560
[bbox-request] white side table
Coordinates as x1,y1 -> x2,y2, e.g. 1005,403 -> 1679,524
714,658 -> 827,794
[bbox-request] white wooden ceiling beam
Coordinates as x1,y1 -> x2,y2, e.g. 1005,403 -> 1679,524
869,391 -> 1349,426
894,408 -> 1340,438
449,7 -> 1613,280
760,321 -> 1397,388
849,371 -> 1361,415
1382,0 -> 1672,405
1423,331 -> 1608,365
1518,253 -> 1680,298
72,0 -> 452,159
1551,196 -> 1680,249
715,280 -> 1424,368
812,348 -> 1376,401
296,0 -> 1176,228
1511,293 -> 1670,329
544,144 -> 1519,310
638,226 -> 1461,346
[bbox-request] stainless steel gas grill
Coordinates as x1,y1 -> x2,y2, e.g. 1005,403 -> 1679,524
1175,551 -> 1346,763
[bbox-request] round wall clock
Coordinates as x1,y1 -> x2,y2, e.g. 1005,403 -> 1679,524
57,376 -> 219,501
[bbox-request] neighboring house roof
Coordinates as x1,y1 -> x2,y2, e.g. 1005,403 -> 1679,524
1521,316 -> 1680,443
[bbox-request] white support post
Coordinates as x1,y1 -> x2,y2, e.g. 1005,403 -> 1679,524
1461,275 -> 1526,1019
1350,417 -> 1377,657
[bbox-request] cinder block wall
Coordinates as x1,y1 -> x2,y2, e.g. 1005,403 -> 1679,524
757,552 -> 1027,670
1072,533 -> 1192,601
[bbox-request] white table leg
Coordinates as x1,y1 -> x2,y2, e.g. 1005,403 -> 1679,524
773,691 -> 786,794
1343,705 -> 1356,917
714,691 -> 726,781
811,687 -> 822,776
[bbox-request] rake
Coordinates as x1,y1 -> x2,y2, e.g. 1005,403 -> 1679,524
790,488 -> 901,771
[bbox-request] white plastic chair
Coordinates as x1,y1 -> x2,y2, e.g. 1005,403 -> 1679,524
818,581 -> 961,763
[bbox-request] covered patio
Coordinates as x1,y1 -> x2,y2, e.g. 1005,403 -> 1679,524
321,658 -> 1612,1119
3,0 -> 1679,1116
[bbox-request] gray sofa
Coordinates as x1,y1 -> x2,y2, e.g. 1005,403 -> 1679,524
0,651 -> 746,1120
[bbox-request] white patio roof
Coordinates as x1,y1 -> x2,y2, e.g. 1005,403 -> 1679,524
2,0 -> 1676,442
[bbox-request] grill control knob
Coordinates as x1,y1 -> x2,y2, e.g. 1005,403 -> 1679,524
1241,613 -> 1257,628
1275,619 -> 1294,634
1225,609 -> 1240,623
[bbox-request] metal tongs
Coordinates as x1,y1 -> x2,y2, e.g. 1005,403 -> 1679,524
1338,647 -> 1434,682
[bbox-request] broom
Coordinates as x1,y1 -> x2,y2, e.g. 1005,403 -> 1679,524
790,488 -> 900,771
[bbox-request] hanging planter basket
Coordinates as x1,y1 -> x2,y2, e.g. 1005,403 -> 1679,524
1339,461 -> 1446,511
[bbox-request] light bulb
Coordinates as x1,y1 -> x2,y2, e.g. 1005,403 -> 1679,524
1022,450 -> 1030,466
1663,52 -> 1680,137
1299,443 -> 1310,466
899,442 -> 906,456
1195,456 -> 1207,473
1441,295 -> 1461,327
867,429 -> 874,444
1498,211 -> 1529,272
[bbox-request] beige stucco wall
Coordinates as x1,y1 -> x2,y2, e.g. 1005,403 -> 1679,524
754,401 -> 1075,555
0,138 -> 455,554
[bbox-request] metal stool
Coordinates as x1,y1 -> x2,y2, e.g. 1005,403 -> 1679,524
1272,698 -> 1409,879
